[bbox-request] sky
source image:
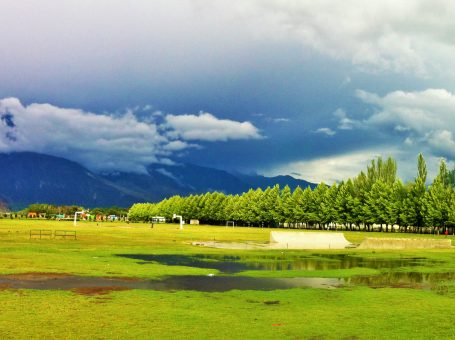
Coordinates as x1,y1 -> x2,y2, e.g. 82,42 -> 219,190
1,0 -> 455,183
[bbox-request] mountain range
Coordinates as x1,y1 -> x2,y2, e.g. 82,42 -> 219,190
0,152 -> 316,210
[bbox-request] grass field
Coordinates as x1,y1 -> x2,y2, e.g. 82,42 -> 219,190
0,219 -> 454,339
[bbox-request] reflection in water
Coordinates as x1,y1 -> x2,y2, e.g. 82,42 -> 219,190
0,272 -> 454,292
0,274 -> 342,292
117,253 -> 438,273
146,276 -> 344,291
349,271 -> 455,288
0,254 -> 452,292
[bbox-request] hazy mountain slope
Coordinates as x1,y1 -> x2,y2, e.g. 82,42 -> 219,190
237,173 -> 317,191
0,152 -> 141,210
0,152 -> 318,209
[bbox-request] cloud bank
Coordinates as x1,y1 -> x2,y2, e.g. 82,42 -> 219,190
354,88 -> 455,159
264,149 -> 390,184
228,0 -> 455,76
277,87 -> 455,183
299,87 -> 455,182
0,98 -> 261,172
264,147 -> 437,185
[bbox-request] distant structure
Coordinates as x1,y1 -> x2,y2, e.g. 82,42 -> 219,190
107,215 -> 118,221
270,232 -> 352,249
73,210 -> 85,226
173,214 -> 184,230
190,219 -> 199,225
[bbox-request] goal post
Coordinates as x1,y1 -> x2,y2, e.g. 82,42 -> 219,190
226,221 -> 235,228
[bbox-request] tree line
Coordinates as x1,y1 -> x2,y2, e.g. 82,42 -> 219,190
17,204 -> 128,217
128,154 -> 455,233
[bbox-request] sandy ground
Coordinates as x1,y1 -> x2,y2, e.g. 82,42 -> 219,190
192,232 -> 354,250
191,241 -> 270,249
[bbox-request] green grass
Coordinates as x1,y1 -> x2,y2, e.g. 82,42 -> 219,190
1,288 -> 454,339
0,219 -> 455,339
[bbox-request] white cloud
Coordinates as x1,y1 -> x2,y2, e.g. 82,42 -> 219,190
263,147 -> 437,184
427,130 -> 455,157
155,168 -> 179,182
0,98 -> 260,172
333,108 -> 358,130
272,118 -> 290,123
340,76 -> 351,87
221,1 -> 455,76
314,128 -> 336,136
353,88 -> 455,160
0,98 -> 168,173
165,112 -> 262,141
335,88 -> 455,140
162,140 -> 200,151
358,89 -> 455,133
264,149 -> 388,184
404,137 -> 414,146
394,125 -> 411,132
324,88 -> 455,181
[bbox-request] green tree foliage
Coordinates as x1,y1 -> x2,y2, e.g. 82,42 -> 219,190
21,204 -> 84,216
127,154 -> 455,233
365,179 -> 394,231
417,153 -> 427,184
423,159 -> 451,228
399,154 -> 429,230
279,185 -> 294,223
335,180 -> 356,230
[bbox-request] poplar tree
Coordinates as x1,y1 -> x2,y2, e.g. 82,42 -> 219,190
423,159 -> 451,230
391,180 -> 406,230
401,154 -> 427,231
365,179 -> 393,231
279,185 -> 294,225
301,187 -> 317,227
321,183 -> 338,229
417,153 -> 427,184
313,183 -> 328,229
291,186 -> 305,225
335,180 -> 356,230
353,171 -> 368,230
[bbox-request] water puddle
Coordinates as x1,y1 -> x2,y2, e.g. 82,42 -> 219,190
0,271 -> 453,293
348,271 -> 455,288
116,253 -> 437,273
0,273 -> 342,293
0,254 -> 452,293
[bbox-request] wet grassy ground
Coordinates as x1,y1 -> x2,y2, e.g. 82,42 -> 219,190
0,219 -> 454,339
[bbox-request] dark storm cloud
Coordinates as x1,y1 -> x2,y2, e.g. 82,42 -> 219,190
0,1 -> 454,182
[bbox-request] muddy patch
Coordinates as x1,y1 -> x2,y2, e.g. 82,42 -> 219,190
0,274 -> 139,292
5,272 -> 72,281
0,283 -> 11,290
71,286 -> 131,295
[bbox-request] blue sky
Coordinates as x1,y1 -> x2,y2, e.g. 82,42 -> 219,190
1,1 -> 455,183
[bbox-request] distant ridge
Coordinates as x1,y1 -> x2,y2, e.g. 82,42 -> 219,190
236,173 -> 316,191
0,152 -> 140,210
0,152 -> 318,210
